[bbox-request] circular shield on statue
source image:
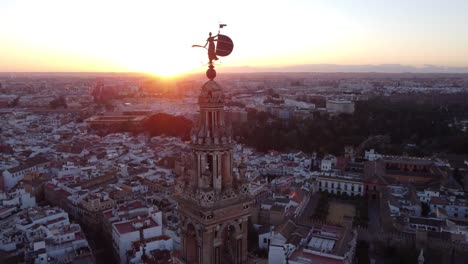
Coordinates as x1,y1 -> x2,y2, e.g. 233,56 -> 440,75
216,34 -> 234,57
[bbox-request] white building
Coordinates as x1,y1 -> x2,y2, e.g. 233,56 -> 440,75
0,187 -> 36,209
326,99 -> 355,114
258,226 -> 273,249
429,196 -> 468,220
408,217 -> 448,232
317,171 -> 364,196
127,235 -> 173,264
56,162 -> 84,178
320,159 -> 333,171
111,209 -> 171,263
1,206 -> 93,263
320,155 -> 337,171
416,188 -> 440,203
1,156 -> 48,191
16,207 -> 70,231
386,186 -> 421,217
364,149 -> 383,161
268,223 -> 357,264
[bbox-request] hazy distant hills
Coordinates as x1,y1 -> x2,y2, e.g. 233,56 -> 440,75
1,64 -> 468,77
222,64 -> 468,74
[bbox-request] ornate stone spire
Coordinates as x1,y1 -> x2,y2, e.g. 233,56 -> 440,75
177,27 -> 251,264
191,80 -> 233,148
176,78 -> 250,208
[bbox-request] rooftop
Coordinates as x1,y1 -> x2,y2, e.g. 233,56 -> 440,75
113,216 -> 158,235
409,217 -> 447,228
7,156 -> 48,173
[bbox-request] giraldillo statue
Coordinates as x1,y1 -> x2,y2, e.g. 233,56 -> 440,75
192,24 -> 234,80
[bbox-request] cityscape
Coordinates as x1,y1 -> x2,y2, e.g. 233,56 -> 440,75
2,1 -> 468,264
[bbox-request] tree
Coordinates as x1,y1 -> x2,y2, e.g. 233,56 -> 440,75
49,96 -> 67,109
355,240 -> 370,264
233,98 -> 468,155
383,246 -> 418,264
9,96 -> 20,107
312,192 -> 329,221
453,168 -> 462,186
354,199 -> 369,227
421,202 -> 430,217
142,113 -> 193,140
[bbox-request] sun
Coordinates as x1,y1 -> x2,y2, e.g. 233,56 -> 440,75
149,66 -> 185,78
119,48 -> 203,78
120,59 -> 181,78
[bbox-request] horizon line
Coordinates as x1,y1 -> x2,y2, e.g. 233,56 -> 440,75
2,63 -> 468,75
1,71 -> 468,75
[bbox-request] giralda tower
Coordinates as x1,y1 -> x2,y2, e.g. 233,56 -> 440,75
175,77 -> 253,264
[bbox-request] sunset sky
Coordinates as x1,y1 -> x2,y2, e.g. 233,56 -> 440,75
1,0 -> 468,76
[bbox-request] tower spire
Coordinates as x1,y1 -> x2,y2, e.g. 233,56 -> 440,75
177,29 -> 251,263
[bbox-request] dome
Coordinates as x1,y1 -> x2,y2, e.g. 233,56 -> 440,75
201,80 -> 222,92
199,80 -> 225,105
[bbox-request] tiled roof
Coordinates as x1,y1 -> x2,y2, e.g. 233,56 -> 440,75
114,217 -> 158,235
277,220 -> 297,239
46,217 -> 67,226
8,156 -> 48,173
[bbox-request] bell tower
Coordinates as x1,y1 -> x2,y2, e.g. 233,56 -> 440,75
176,79 -> 253,264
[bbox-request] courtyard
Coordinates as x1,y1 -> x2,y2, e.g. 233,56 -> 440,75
327,200 -> 356,224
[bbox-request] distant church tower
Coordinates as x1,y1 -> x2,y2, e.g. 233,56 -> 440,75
176,79 -> 253,264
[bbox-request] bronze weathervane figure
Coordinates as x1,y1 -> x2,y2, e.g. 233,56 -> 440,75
205,32 -> 219,64
192,24 -> 234,80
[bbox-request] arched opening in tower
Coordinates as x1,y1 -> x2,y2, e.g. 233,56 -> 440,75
218,224 -> 239,264
207,154 -> 214,174
221,152 -> 230,186
185,223 -> 198,264
208,111 -> 213,136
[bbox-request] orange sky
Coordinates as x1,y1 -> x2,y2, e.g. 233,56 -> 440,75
1,0 -> 468,76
